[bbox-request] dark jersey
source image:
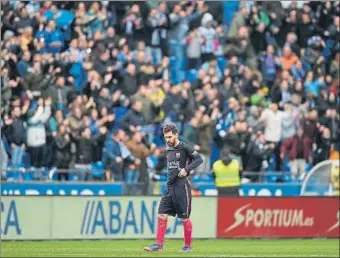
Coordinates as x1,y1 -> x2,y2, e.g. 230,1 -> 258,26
166,141 -> 203,186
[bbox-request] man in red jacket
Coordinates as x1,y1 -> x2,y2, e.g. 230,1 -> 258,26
280,127 -> 312,179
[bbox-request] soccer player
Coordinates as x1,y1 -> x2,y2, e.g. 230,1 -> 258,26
144,124 -> 203,253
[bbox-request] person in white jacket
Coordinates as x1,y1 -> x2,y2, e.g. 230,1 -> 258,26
258,103 -> 284,172
281,102 -> 299,141
26,97 -> 52,168
199,13 -> 217,63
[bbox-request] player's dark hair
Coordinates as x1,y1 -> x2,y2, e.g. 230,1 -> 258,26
163,124 -> 178,135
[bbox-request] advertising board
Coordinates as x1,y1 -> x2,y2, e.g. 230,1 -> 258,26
217,197 -> 339,238
1,183 -> 123,196
51,197 -> 217,239
2,196 -> 338,240
2,182 -> 301,196
1,197 -> 51,239
1,197 -> 216,240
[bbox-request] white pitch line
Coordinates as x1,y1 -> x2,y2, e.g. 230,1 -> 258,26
178,255 -> 338,258
21,255 -> 339,258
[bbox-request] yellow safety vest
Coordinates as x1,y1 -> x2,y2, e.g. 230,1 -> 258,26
331,165 -> 339,196
213,159 -> 241,187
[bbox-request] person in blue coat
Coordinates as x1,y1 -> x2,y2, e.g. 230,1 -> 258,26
44,20 -> 64,53
102,129 -> 131,182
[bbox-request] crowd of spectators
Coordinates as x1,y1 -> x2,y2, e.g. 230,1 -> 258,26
0,1 -> 339,184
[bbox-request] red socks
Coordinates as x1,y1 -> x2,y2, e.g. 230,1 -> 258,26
183,219 -> 193,247
156,216 -> 192,248
156,216 -> 167,246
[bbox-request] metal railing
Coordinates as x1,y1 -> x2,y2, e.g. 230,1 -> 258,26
0,167 -> 302,184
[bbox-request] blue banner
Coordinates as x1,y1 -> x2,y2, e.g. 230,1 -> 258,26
240,184 -> 301,196
162,183 -> 301,197
1,183 -> 301,196
1,183 -> 123,196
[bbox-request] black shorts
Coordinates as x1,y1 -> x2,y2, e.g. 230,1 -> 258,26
158,183 -> 192,219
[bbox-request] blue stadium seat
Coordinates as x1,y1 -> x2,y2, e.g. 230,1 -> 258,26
23,171 -> 33,181
282,174 -> 293,183
91,161 -> 105,180
265,172 -> 278,183
33,167 -> 50,181
192,176 -> 202,183
200,174 -> 214,183
69,172 -> 78,181
6,167 -> 20,182
185,69 -> 198,83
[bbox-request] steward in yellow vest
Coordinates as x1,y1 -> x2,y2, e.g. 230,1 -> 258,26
331,163 -> 339,196
212,147 -> 241,196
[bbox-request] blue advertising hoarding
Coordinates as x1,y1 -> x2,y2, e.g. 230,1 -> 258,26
1,182 -> 301,196
1,183 -> 123,196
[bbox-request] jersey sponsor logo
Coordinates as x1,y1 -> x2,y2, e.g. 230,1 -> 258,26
225,203 -> 314,232
168,161 -> 180,169
176,152 -> 180,158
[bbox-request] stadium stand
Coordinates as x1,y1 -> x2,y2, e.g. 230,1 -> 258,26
1,1 -> 339,188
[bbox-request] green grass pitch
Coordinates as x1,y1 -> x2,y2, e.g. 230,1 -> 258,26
2,239 -> 339,257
